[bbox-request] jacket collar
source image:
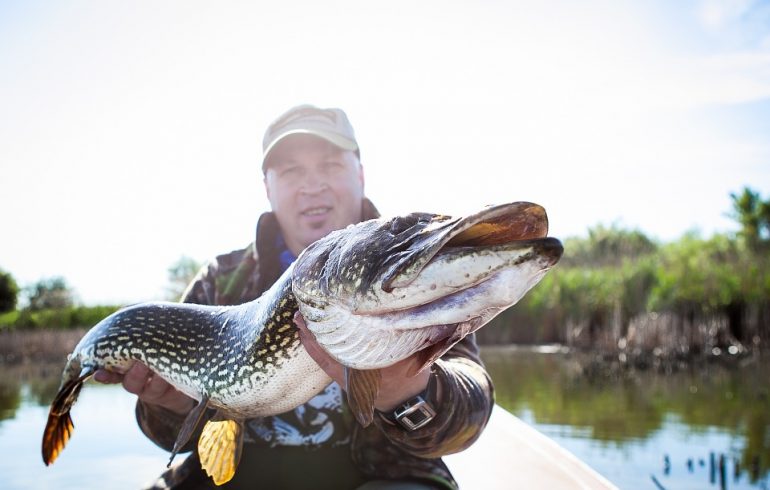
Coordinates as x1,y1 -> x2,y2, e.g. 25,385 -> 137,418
252,197 -> 381,289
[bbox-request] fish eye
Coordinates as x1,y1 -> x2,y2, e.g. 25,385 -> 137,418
389,215 -> 420,235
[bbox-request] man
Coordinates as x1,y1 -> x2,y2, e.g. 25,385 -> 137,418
95,105 -> 494,489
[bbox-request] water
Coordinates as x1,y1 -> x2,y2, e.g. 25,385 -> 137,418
482,346 -> 770,490
0,378 -> 169,489
0,348 -> 768,489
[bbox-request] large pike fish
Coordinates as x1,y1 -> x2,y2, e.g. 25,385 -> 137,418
42,202 -> 563,485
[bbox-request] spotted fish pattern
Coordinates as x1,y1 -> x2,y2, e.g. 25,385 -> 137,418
41,273 -> 333,474
43,200 -> 561,487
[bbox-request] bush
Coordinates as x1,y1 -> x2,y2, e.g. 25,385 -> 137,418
0,305 -> 120,331
26,277 -> 75,311
0,269 -> 19,313
483,218 -> 769,350
0,310 -> 19,330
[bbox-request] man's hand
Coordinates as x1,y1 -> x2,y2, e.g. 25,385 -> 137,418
94,362 -> 195,416
294,312 -> 431,413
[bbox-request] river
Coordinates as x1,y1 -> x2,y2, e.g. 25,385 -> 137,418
0,346 -> 768,489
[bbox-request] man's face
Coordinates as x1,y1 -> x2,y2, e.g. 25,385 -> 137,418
264,134 -> 365,256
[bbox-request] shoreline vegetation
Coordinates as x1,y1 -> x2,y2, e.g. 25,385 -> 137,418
1,187 -> 768,366
477,222 -> 770,363
475,187 -> 770,364
0,328 -> 87,364
2,328 -> 766,370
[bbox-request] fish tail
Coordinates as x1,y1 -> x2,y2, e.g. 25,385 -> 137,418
41,366 -> 94,465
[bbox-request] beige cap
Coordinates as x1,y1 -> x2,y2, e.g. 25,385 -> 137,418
262,104 -> 359,172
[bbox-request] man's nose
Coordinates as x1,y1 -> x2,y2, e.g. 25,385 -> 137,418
298,168 -> 329,194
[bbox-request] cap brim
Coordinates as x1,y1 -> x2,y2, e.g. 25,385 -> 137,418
263,129 -> 358,169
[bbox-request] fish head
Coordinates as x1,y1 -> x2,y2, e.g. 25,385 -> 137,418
291,201 -> 563,370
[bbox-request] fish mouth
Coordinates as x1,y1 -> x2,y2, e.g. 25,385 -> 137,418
403,237 -> 563,376
385,202 -> 562,375
382,201 -> 554,292
294,201 -> 563,371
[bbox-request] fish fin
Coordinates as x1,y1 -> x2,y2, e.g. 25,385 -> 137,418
41,366 -> 95,465
41,410 -> 74,466
167,395 -> 210,468
408,318 -> 483,377
197,417 -> 244,486
409,341 -> 449,377
345,367 -> 382,427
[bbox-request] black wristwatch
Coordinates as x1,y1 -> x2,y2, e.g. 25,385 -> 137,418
380,373 -> 438,431
392,394 -> 437,430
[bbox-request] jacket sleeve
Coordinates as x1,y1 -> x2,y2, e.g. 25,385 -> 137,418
135,400 -> 193,452
370,333 -> 494,458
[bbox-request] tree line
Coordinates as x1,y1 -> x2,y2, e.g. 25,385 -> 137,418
2,188 -> 769,355
0,256 -> 201,331
476,187 -> 770,357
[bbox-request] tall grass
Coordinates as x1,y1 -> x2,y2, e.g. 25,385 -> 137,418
0,305 -> 120,331
478,227 -> 770,355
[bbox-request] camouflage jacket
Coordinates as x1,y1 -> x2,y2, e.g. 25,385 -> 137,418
136,198 -> 494,489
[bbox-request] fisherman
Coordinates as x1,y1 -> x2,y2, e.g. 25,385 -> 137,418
95,105 -> 495,489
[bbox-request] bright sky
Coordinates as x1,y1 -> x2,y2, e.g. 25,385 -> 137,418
1,0 -> 769,306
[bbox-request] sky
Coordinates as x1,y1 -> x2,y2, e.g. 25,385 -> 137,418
1,0 -> 769,305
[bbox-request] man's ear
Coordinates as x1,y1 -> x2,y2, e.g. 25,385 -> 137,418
263,174 -> 272,201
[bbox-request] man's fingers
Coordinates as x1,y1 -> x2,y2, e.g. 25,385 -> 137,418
383,353 -> 423,378
131,366 -> 195,414
293,311 -> 308,330
141,374 -> 172,402
294,311 -> 345,383
122,362 -> 151,395
294,311 -> 330,363
93,369 -> 122,384
91,360 -> 193,415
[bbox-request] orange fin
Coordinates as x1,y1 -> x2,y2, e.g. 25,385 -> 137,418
42,410 -> 74,466
41,367 -> 94,465
344,367 -> 382,427
198,417 -> 244,486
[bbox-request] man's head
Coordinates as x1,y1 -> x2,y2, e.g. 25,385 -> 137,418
263,105 -> 365,256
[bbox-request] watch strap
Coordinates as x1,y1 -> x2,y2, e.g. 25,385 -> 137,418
377,370 -> 438,431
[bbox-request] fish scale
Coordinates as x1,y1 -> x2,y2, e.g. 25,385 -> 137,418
57,276 -> 323,418
42,201 -> 563,486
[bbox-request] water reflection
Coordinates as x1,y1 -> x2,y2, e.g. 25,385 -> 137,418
0,362 -> 170,490
0,382 -> 20,422
0,363 -> 60,419
0,350 -> 768,489
481,346 -> 770,488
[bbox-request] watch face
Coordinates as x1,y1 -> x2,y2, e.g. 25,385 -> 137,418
395,396 -> 437,431
406,408 -> 431,426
